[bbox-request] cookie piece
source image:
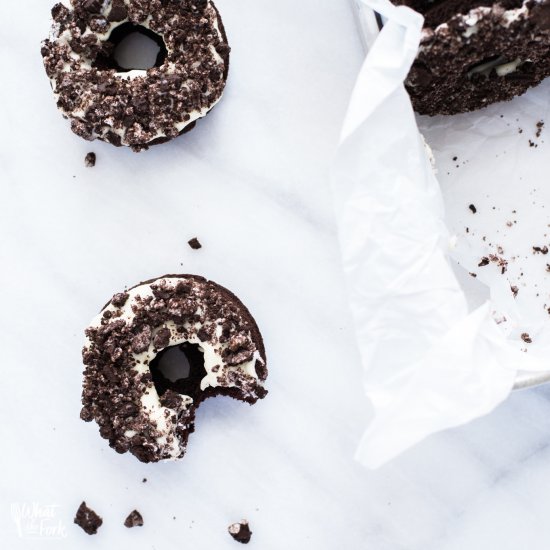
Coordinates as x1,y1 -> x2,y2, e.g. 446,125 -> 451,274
188,238 -> 202,250
228,520 -> 252,544
74,502 -> 103,535
124,510 -> 144,528
85,152 -> 96,167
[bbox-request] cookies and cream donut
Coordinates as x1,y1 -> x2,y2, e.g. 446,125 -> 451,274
393,0 -> 550,115
81,275 -> 267,463
41,0 -> 230,151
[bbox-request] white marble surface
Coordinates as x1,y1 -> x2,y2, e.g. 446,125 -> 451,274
3,1 -> 550,549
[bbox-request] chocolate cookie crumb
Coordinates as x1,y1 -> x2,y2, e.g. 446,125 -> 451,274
111,292 -> 129,307
521,333 -> 532,344
533,246 -> 549,255
478,257 -> 490,267
74,502 -> 103,535
188,238 -> 202,250
511,285 -> 519,298
468,204 -> 477,214
228,520 -> 252,544
85,152 -> 96,167
124,510 -> 144,528
142,478 -> 147,483
488,254 -> 508,274
536,121 -> 544,138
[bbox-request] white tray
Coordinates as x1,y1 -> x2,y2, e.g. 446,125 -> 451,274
348,0 -> 550,391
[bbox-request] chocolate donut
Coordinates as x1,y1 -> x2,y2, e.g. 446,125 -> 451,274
394,0 -> 550,115
41,1 -> 230,151
81,275 -> 267,463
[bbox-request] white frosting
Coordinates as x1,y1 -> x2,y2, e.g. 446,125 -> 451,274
496,57 -> 523,76
466,55 -> 523,78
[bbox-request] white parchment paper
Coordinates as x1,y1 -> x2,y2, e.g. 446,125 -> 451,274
333,0 -> 550,468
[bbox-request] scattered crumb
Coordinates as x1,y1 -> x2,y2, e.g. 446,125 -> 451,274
469,272 -> 477,278
228,520 -> 252,544
453,156 -> 458,161
85,152 -> 96,167
74,502 -> 103,535
533,245 -> 549,255
511,285 -> 519,298
488,254 -> 508,274
469,204 -> 477,214
188,237 -> 202,250
478,257 -> 490,267
142,478 -> 147,483
521,333 -> 532,344
536,120 -> 544,138
529,139 -> 537,148
124,510 -> 144,528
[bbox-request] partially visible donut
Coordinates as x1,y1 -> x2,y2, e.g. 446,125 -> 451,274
41,1 -> 230,151
394,0 -> 550,115
81,275 -> 267,463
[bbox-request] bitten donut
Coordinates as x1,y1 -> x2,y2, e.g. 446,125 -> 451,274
81,275 -> 267,463
393,0 -> 550,115
41,0 -> 230,151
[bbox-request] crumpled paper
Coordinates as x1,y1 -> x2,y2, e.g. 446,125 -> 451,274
333,0 -> 550,469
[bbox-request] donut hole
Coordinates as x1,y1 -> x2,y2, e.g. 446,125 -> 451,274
150,343 -> 207,399
96,22 -> 168,72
